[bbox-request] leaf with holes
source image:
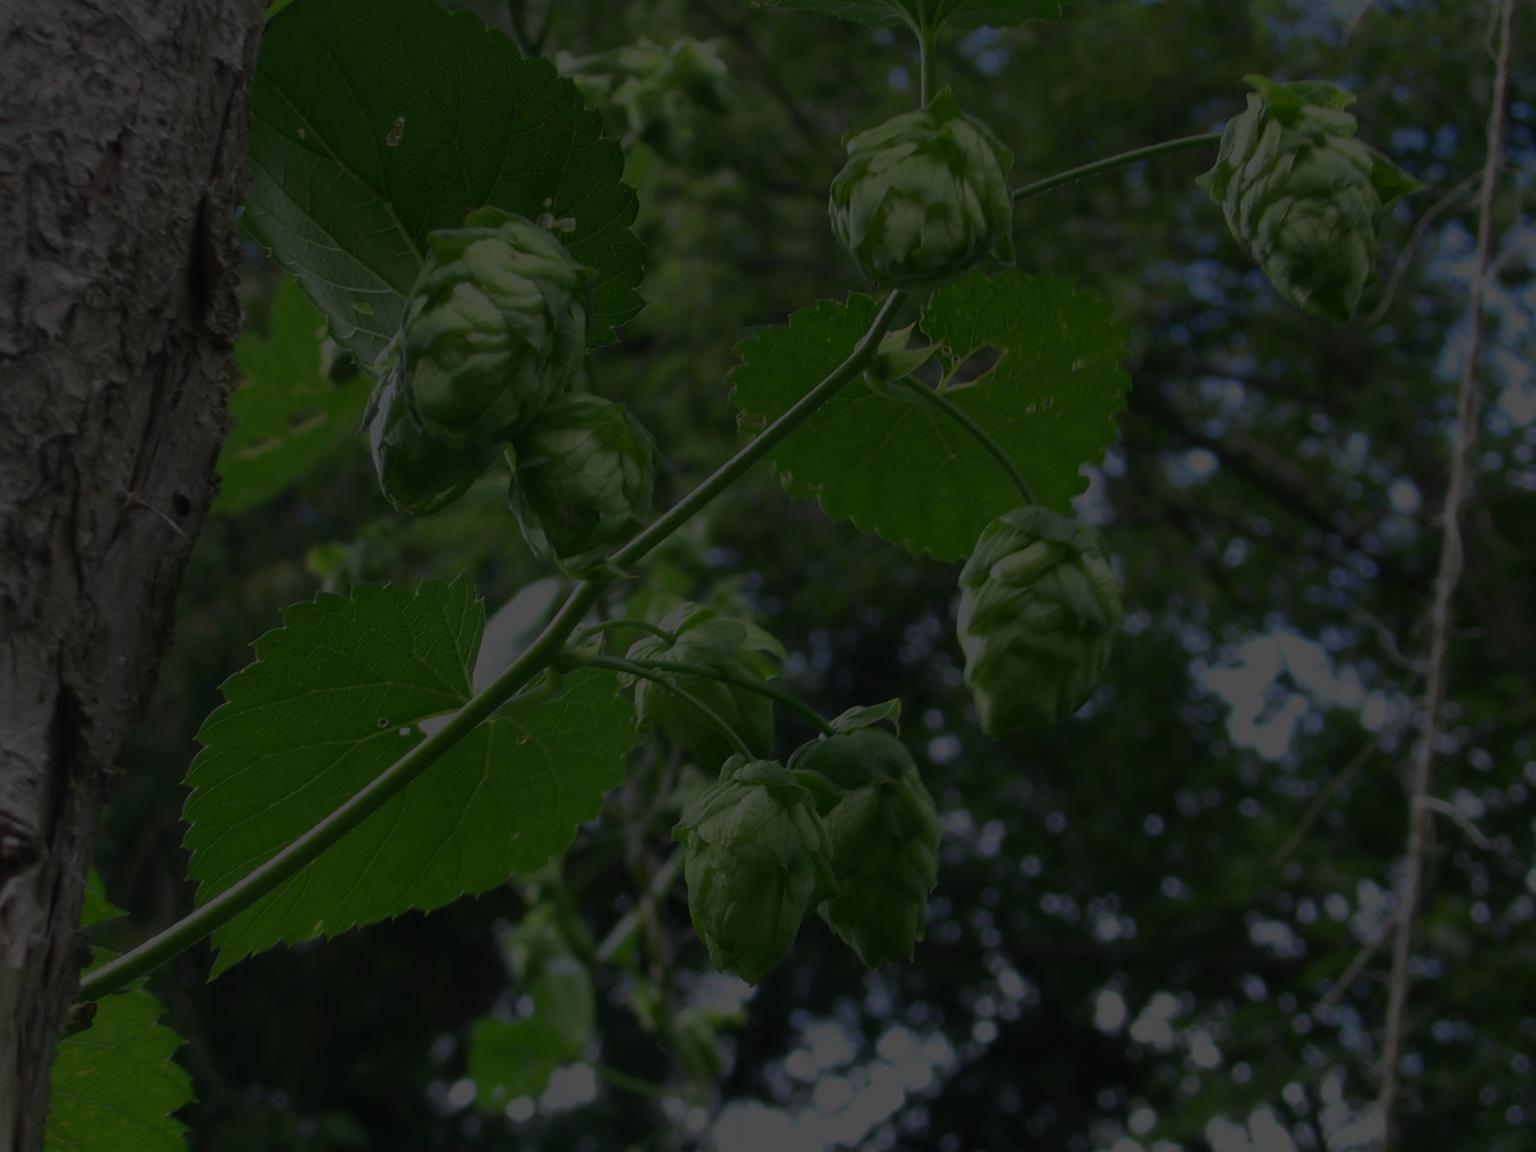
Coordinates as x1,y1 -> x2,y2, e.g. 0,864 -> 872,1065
729,271 -> 1129,561
753,0 -> 1065,31
246,0 -> 643,370
46,876 -> 193,1152
216,277 -> 370,513
181,578 -> 636,974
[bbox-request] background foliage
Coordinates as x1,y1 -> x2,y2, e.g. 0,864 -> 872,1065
87,1 -> 1535,1150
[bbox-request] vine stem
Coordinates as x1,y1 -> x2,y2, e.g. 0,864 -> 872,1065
591,653 -> 834,737
77,288 -> 908,1002
576,654 -> 754,760
916,19 -> 937,108
1376,0 -> 1514,1144
1011,132 -> 1223,203
898,377 -> 1037,505
594,849 -> 683,965
574,618 -> 674,644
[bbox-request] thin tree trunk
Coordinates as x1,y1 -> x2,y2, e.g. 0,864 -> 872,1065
0,2 -> 264,1147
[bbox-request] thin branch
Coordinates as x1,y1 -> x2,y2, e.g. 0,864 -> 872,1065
1316,913 -> 1398,1016
595,849 -> 684,965
1414,796 -> 1494,853
580,654 -> 753,759
615,655 -> 834,737
1364,172 -> 1480,327
1012,133 -> 1223,203
1377,0 -> 1514,1141
1271,732 -> 1383,868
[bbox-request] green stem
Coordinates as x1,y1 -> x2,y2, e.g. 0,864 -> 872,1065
616,656 -> 833,737
77,288 -> 908,1003
612,290 -> 907,570
595,1062 -> 673,1101
575,618 -> 674,644
594,849 -> 683,965
579,654 -> 753,760
1012,132 -> 1223,203
918,23 -> 937,108
898,377 -> 1037,505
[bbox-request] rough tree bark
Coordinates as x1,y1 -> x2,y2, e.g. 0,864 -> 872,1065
0,2 -> 264,1147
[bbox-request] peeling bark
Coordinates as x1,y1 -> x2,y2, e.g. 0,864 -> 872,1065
0,2 -> 264,1147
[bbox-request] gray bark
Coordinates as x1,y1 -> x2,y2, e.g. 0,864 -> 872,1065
0,2 -> 264,1147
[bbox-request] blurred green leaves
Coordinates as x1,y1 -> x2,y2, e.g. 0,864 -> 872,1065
216,278 -> 369,514
755,0 -> 1065,33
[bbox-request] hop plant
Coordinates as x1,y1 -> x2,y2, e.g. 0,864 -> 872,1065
390,206 -> 589,450
362,370 -> 488,515
1198,75 -> 1420,323
829,88 -> 1015,287
790,727 -> 940,968
627,603 -> 786,766
673,757 -> 836,983
957,507 -> 1123,734
507,393 -> 656,574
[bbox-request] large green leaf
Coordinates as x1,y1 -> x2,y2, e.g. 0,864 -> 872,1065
182,578 -> 636,974
729,272 -> 1130,561
754,0 -> 1064,31
215,278 -> 370,514
47,876 -> 193,1152
245,0 -> 644,370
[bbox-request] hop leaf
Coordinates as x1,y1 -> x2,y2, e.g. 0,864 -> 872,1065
957,507 -> 1122,733
673,757 -> 836,983
829,88 -> 1015,288
508,393 -> 656,574
394,207 -> 589,448
363,369 -> 489,516
627,603 -> 787,767
790,728 -> 940,968
1198,75 -> 1420,323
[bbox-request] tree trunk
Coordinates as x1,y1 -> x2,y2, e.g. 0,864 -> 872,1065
0,2 -> 264,1147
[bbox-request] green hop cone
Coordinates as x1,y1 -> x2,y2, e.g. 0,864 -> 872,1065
362,369 -> 488,515
790,729 -> 940,968
627,603 -> 787,766
957,507 -> 1123,734
395,207 -> 589,448
508,393 -> 656,574
673,757 -> 836,984
1198,75 -> 1420,323
829,87 -> 1015,288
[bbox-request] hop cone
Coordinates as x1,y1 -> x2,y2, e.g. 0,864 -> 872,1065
392,207 -> 588,448
1198,75 -> 1420,323
957,507 -> 1122,734
508,393 -> 656,574
790,729 -> 940,968
627,603 -> 786,767
363,369 -> 488,515
829,88 -> 1015,287
673,757 -> 836,984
